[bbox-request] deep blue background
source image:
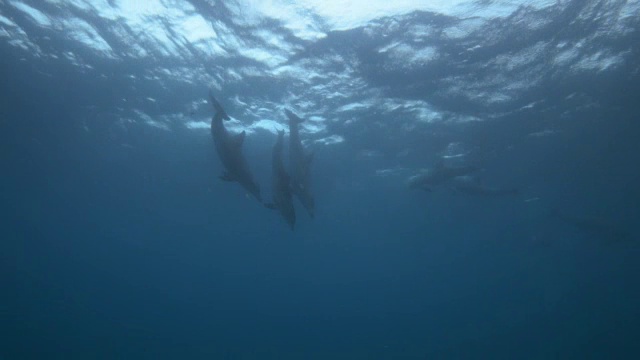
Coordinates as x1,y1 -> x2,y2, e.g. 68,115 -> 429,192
2,3 -> 640,359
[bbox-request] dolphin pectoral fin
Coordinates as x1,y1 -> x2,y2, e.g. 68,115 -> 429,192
232,131 -> 246,148
208,91 -> 230,120
219,172 -> 234,182
264,202 -> 276,210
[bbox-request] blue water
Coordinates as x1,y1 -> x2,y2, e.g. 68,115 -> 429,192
1,1 -> 640,359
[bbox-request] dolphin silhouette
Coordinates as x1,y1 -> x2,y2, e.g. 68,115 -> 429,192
208,92 -> 262,203
407,160 -> 479,192
285,109 -> 315,218
265,130 -> 296,229
452,176 -> 519,197
552,210 -> 632,244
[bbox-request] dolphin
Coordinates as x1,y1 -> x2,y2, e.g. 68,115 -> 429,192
285,109 -> 315,218
407,160 -> 479,192
265,130 -> 296,229
451,176 -> 519,197
551,210 -> 632,244
208,92 -> 262,203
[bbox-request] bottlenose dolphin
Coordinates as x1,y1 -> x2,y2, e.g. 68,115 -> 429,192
452,176 -> 519,197
208,92 -> 262,203
265,131 -> 296,229
285,109 -> 315,218
407,161 -> 479,192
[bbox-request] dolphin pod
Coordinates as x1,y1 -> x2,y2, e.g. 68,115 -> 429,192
207,94 -> 314,230
207,94 -> 521,231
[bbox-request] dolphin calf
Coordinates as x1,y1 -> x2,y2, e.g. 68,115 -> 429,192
208,92 -> 262,203
407,161 -> 479,192
285,109 -> 315,218
265,131 -> 296,229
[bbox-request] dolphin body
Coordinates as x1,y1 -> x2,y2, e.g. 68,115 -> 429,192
552,210 -> 632,244
208,93 -> 262,203
407,161 -> 479,192
265,131 -> 296,229
452,176 -> 519,197
285,109 -> 315,218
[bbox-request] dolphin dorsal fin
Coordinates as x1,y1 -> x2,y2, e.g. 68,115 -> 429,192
233,131 -> 246,148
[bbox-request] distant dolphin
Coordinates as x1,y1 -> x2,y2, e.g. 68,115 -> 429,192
407,161 -> 479,192
452,176 -> 519,197
208,92 -> 262,203
265,130 -> 296,229
552,209 -> 632,244
285,109 -> 315,218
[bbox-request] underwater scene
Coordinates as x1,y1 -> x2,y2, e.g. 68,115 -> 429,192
1,0 -> 639,358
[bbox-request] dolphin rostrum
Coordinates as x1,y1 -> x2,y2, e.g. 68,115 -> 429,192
208,92 -> 262,203
265,130 -> 296,229
285,109 -> 315,218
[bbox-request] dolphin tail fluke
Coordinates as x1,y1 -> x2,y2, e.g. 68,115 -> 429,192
285,109 -> 303,125
208,91 -> 230,120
